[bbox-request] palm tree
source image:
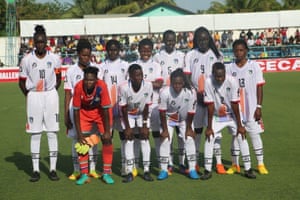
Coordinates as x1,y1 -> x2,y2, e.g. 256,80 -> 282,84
206,0 -> 281,13
282,0 -> 300,9
63,0 -> 176,18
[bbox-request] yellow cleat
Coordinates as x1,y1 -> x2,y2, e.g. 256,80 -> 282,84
257,164 -> 269,175
226,164 -> 241,175
89,170 -> 100,179
68,171 -> 80,180
132,168 -> 138,177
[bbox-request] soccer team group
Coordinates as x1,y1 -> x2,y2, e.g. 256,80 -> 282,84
18,24 -> 269,185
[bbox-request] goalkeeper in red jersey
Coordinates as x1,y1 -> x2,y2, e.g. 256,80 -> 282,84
73,66 -> 114,185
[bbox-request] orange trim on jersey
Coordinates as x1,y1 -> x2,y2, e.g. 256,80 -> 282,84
36,79 -> 44,91
198,74 -> 205,93
110,84 -> 117,107
19,77 -> 27,81
204,102 -> 214,105
239,88 -> 245,116
55,68 -> 61,74
187,111 -> 195,115
166,77 -> 170,86
257,82 -> 265,86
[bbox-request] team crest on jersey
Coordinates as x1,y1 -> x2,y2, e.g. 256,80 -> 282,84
32,63 -> 37,69
76,75 -> 81,80
226,87 -> 231,92
104,69 -> 109,74
149,68 -> 153,73
29,117 -> 34,123
232,72 -> 237,77
160,61 -> 165,66
210,57 -> 214,61
47,62 -> 52,68
144,93 -> 149,97
248,70 -> 253,74
193,59 -> 199,64
121,68 -> 125,73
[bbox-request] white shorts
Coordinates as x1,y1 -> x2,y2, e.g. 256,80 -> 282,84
243,120 -> 264,135
212,115 -> 237,137
193,104 -> 207,129
121,114 -> 150,129
26,89 -> 59,133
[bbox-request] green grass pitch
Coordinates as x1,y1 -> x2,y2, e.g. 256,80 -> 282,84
0,72 -> 300,200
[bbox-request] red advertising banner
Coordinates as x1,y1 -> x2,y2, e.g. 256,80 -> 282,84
1,57 -> 300,82
256,58 -> 300,73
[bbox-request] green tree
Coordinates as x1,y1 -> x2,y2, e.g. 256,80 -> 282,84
282,0 -> 300,9
0,0 -> 6,35
206,0 -> 281,13
63,0 -> 176,18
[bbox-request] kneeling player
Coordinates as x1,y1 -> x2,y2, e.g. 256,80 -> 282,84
73,66 -> 114,185
119,64 -> 154,183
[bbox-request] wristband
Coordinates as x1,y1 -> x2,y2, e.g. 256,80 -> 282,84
256,105 -> 262,108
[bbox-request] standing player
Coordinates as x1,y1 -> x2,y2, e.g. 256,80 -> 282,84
99,39 -> 129,176
157,68 -> 199,180
19,25 -> 61,182
130,38 -> 163,175
64,39 -> 101,181
119,64 -> 154,183
184,26 -> 226,174
153,30 -> 186,174
73,66 -> 114,185
226,39 -> 268,175
201,62 -> 256,180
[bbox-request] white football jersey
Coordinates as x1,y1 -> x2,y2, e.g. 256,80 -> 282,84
204,75 -> 240,117
184,49 -> 223,92
19,51 -> 61,91
158,86 -> 197,122
99,58 -> 129,106
118,80 -> 153,117
226,60 -> 265,121
153,49 -> 185,86
131,58 -> 163,104
64,63 -> 102,95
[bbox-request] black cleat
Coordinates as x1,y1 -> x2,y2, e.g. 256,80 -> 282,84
29,171 -> 40,182
244,169 -> 256,179
143,172 -> 154,182
49,170 -> 60,181
122,173 -> 134,183
200,170 -> 212,180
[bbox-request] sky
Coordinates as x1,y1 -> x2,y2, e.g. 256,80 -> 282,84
36,0 -> 225,12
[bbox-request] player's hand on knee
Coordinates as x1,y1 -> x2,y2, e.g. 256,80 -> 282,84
237,126 -> 247,140
205,128 -> 214,142
160,130 -> 169,141
101,132 -> 112,145
124,128 -> 133,140
185,126 -> 196,140
140,127 -> 149,140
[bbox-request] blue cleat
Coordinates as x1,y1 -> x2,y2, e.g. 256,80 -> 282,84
76,174 -> 90,185
102,174 -> 114,184
189,169 -> 200,180
157,170 -> 168,180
